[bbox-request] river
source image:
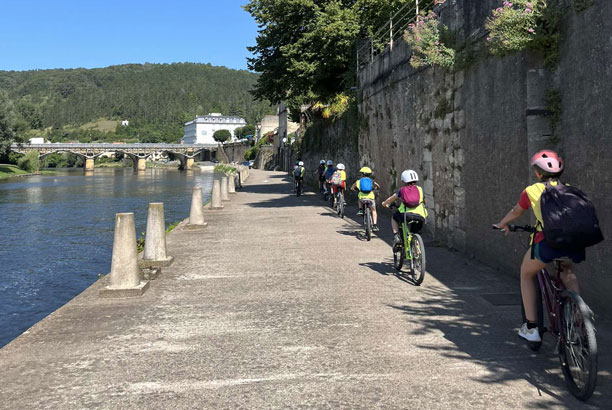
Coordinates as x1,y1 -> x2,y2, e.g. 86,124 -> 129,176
0,167 -> 213,348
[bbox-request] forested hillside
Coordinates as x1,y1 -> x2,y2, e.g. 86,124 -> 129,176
0,63 -> 272,143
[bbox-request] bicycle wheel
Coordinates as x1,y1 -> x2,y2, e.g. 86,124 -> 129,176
410,234 -> 426,285
393,229 -> 404,271
365,208 -> 372,241
559,291 -> 598,401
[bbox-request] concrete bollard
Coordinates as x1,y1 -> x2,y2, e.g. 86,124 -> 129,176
221,176 -> 230,201
186,186 -> 207,227
228,173 -> 236,194
142,202 -> 174,267
100,213 -> 149,298
211,179 -> 224,209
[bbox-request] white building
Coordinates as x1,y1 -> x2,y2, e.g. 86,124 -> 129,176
181,113 -> 247,144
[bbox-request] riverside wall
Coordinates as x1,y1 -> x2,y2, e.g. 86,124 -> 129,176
305,0 -> 612,313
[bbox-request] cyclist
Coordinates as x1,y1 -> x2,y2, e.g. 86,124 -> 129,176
323,160 -> 336,198
293,161 -> 305,195
292,164 -> 299,192
351,166 -> 380,231
493,150 -> 584,343
382,169 -> 427,245
317,160 -> 326,193
330,163 -> 347,207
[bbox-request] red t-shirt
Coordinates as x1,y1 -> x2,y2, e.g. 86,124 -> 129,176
518,190 -> 544,243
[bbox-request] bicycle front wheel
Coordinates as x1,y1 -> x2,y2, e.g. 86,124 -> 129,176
559,291 -> 598,401
339,195 -> 345,218
410,234 -> 426,285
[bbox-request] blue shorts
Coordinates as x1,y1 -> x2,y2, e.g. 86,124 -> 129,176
533,241 -> 585,264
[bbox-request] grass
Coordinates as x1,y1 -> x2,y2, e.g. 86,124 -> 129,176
78,119 -> 120,133
0,164 -> 30,179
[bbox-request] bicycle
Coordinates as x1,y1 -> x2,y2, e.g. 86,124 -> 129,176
361,199 -> 375,241
295,178 -> 303,197
336,188 -> 345,218
496,224 -> 598,401
391,205 -> 426,285
323,182 -> 331,202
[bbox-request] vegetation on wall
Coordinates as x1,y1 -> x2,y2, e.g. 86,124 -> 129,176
404,11 -> 455,69
485,0 -> 562,68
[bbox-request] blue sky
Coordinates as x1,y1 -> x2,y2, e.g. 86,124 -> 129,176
0,0 -> 259,72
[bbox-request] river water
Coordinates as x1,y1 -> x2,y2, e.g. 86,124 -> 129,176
0,167 -> 213,348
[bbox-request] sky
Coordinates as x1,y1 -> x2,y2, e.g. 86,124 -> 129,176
0,0 -> 259,72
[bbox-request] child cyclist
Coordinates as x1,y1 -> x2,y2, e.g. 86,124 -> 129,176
317,160 -> 326,193
382,170 -> 427,245
351,166 -> 380,231
493,150 -> 585,343
330,163 -> 347,207
323,160 -> 336,197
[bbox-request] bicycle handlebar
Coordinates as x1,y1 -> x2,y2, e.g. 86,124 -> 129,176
492,224 -> 534,232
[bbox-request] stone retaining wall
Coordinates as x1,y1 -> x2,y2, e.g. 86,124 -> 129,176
307,0 -> 612,313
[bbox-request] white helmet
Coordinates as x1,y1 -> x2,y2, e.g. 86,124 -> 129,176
326,160 -> 333,165
337,163 -> 345,170
401,169 -> 419,183
320,160 -> 325,164
298,161 -> 304,166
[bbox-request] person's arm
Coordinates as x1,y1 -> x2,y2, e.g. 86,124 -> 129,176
350,181 -> 357,191
382,193 -> 398,208
374,182 -> 381,189
494,204 -> 527,236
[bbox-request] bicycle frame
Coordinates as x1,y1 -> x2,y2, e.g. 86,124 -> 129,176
400,214 -> 415,261
537,267 -> 566,343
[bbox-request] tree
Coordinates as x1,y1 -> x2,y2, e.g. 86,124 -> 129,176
0,91 -> 17,158
235,124 -> 257,139
213,129 -> 231,143
244,0 -> 415,106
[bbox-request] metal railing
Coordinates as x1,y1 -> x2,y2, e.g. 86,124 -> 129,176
357,0 -> 440,67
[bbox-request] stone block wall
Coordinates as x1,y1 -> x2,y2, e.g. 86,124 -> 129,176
305,0 -> 612,312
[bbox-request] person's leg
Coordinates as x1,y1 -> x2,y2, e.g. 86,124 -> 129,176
560,262 -> 580,292
520,248 -> 547,322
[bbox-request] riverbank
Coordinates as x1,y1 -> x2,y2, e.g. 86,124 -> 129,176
1,169 -> 610,409
0,164 -> 57,180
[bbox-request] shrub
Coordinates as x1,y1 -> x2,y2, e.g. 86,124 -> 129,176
17,150 -> 40,173
486,1 -> 561,67
404,11 -> 455,69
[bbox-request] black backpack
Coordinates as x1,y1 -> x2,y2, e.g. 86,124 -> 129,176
539,181 -> 603,249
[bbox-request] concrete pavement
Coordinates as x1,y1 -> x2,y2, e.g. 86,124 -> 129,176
0,169 -> 610,409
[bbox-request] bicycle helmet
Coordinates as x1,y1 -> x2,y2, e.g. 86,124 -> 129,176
359,166 -> 372,174
320,160 -> 325,164
337,163 -> 345,170
293,165 -> 298,170
298,161 -> 304,166
401,169 -> 419,183
531,150 -> 564,174
327,160 -> 333,166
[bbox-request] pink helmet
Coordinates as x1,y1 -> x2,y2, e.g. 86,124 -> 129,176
530,150 -> 564,174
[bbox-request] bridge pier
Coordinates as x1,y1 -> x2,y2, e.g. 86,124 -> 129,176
186,158 -> 195,170
137,158 -> 147,172
85,158 -> 95,171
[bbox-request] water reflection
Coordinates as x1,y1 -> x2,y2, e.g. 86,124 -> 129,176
0,168 -> 213,348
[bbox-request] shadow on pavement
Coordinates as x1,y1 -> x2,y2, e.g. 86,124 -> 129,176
245,171 -> 612,406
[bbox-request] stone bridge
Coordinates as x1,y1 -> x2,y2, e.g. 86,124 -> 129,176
9,143 -> 242,171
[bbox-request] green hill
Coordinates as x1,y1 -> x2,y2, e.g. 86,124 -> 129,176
0,63 -> 272,143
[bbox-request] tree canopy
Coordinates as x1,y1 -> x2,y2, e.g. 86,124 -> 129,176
213,129 -> 232,143
244,0 -> 412,107
0,91 -> 17,158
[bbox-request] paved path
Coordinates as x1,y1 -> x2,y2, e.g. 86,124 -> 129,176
1,169 -> 610,409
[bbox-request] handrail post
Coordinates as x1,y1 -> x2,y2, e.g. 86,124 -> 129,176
416,0 -> 420,17
390,18 -> 393,51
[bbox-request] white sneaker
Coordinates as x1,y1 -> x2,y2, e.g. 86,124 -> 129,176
518,323 -> 541,342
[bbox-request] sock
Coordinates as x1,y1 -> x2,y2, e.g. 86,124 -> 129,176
527,321 -> 537,329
